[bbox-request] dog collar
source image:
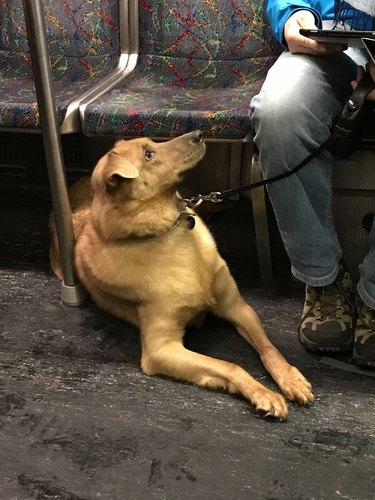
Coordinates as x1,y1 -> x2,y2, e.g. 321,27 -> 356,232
125,207 -> 196,241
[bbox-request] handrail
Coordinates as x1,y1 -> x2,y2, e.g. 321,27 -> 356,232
78,0 -> 139,134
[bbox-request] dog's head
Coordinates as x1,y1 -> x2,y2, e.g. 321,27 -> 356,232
92,131 -> 206,201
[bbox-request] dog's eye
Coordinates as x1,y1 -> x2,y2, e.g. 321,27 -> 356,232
145,150 -> 155,161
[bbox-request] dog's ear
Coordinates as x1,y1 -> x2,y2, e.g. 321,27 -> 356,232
106,151 -> 139,187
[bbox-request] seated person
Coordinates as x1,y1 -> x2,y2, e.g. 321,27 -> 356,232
251,0 -> 375,366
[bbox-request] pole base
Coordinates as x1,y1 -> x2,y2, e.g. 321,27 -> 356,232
61,281 -> 87,307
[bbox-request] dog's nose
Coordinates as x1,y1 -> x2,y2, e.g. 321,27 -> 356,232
191,130 -> 203,143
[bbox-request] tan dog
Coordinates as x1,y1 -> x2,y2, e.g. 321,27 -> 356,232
50,131 -> 313,419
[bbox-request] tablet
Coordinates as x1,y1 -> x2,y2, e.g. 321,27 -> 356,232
299,29 -> 375,48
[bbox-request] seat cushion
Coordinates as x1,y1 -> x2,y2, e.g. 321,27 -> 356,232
0,56 -> 119,128
83,54 -> 278,139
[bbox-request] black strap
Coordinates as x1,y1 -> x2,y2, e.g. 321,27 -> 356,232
220,137 -> 332,198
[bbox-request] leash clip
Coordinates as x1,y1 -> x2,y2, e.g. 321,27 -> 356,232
184,191 -> 223,208
207,191 -> 223,203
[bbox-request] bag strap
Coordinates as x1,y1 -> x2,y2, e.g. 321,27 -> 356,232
330,72 -> 375,158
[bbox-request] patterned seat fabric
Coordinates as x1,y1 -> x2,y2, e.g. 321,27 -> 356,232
84,0 -> 282,139
0,0 -> 120,129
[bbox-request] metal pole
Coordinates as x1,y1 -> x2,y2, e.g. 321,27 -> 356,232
22,0 -> 86,305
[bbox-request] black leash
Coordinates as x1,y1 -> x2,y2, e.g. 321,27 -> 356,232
185,73 -> 375,209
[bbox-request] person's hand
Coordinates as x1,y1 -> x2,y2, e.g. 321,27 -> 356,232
351,61 -> 375,100
284,10 -> 346,55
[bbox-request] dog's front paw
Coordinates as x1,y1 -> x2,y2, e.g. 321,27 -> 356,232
251,387 -> 288,421
277,366 -> 314,406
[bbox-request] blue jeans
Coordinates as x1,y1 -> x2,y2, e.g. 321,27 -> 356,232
251,49 -> 375,310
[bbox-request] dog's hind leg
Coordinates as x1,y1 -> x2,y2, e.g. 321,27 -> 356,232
139,310 -> 288,420
211,263 -> 314,406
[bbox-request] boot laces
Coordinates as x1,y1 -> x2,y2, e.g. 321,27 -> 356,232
316,283 -> 347,320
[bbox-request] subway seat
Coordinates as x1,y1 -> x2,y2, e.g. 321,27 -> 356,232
0,0 -> 123,133
81,0 -> 282,139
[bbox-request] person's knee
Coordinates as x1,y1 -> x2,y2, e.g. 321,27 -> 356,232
252,90 -> 304,142
251,53 -> 342,156
251,92 -> 320,179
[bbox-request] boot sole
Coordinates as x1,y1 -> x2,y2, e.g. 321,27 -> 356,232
298,330 -> 353,352
352,350 -> 375,367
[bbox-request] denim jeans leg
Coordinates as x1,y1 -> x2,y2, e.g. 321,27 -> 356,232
251,50 -> 359,287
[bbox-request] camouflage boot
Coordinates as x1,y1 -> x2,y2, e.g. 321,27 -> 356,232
353,300 -> 375,367
298,267 -> 354,352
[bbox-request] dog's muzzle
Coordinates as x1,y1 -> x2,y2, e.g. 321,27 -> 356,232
191,130 -> 203,143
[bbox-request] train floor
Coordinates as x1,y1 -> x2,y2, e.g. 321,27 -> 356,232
0,188 -> 374,500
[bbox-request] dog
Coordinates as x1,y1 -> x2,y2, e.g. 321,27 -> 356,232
50,131 -> 313,420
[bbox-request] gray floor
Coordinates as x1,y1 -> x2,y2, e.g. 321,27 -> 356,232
1,189 -> 375,500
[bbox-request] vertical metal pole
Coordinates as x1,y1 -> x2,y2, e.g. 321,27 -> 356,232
251,151 -> 273,279
22,0 -> 86,305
